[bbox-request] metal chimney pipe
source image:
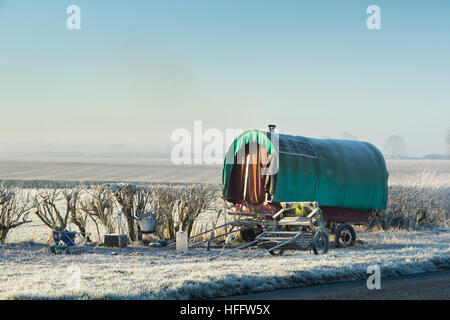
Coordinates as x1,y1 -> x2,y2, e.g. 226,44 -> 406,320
268,124 -> 276,133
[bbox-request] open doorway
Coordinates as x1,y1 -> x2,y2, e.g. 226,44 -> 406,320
228,142 -> 275,206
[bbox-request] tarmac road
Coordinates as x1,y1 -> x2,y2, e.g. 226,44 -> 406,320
221,271 -> 450,300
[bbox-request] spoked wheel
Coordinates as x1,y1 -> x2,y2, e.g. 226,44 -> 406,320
269,248 -> 285,256
334,224 -> 356,248
240,229 -> 257,242
240,227 -> 263,243
312,230 -> 329,255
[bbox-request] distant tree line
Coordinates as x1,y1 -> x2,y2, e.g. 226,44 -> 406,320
383,135 -> 407,159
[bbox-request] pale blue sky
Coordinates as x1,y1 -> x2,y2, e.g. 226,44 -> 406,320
0,0 -> 449,156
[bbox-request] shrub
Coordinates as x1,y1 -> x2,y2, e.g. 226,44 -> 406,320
0,186 -> 33,242
34,189 -> 69,232
111,184 -> 138,241
150,184 -> 218,239
80,186 -> 116,239
368,170 -> 449,230
65,188 -> 92,241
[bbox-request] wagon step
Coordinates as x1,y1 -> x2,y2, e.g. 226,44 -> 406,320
277,216 -> 311,226
257,231 -> 308,242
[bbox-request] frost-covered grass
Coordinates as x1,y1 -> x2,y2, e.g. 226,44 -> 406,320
0,229 -> 449,299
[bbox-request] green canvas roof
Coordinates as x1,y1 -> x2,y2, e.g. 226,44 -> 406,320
223,129 -> 388,211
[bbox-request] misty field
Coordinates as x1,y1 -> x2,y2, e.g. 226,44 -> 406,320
0,158 -> 448,185
0,158 -> 449,299
0,157 -> 221,184
0,158 -> 448,184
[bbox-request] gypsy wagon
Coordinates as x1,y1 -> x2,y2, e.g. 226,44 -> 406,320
220,126 -> 388,250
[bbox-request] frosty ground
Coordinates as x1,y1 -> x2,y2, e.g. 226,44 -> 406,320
0,229 -> 448,299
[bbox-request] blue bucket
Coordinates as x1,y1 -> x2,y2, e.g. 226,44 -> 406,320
52,230 -> 77,246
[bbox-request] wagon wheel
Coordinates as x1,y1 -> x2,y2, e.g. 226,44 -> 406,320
240,227 -> 262,242
269,248 -> 285,256
240,229 -> 256,242
312,230 -> 329,255
334,223 -> 356,248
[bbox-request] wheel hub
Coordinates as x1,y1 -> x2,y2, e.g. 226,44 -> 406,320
339,230 -> 352,246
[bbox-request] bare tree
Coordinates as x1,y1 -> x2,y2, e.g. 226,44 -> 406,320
151,184 -> 217,239
65,188 -> 92,241
174,185 -> 217,237
35,188 -> 94,242
0,186 -> 33,242
384,135 -> 407,159
79,186 -> 115,240
151,185 -> 179,239
34,189 -> 71,232
111,184 -> 138,241
134,185 -> 153,214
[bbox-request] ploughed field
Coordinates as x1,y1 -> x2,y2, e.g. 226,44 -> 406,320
0,158 -> 221,184
0,157 -> 448,185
